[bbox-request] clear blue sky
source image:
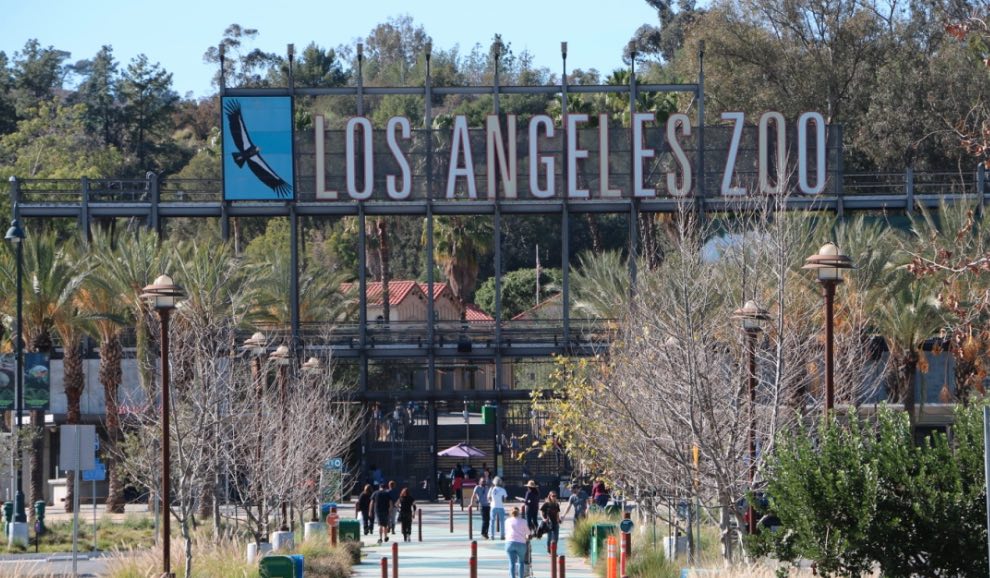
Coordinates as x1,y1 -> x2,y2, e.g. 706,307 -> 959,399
1,0 -> 660,99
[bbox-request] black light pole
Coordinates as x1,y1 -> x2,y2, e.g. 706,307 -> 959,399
732,300 -> 769,536
4,219 -> 25,531
803,243 -> 854,414
141,275 -> 185,578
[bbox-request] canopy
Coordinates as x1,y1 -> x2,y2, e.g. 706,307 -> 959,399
437,443 -> 486,458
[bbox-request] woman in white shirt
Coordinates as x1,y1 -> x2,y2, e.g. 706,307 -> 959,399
505,507 -> 530,578
487,476 -> 509,540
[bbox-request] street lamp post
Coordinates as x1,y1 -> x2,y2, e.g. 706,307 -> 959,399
732,300 -> 769,537
141,275 -> 186,578
270,344 -> 291,531
242,332 -> 269,541
4,219 -> 27,545
802,243 -> 854,414
301,356 -> 321,521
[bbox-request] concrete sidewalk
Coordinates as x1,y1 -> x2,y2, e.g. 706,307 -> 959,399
351,502 -> 597,578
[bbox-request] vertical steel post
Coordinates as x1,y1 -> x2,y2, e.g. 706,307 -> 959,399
13,236 -> 24,524
696,41 -> 705,199
493,41 -> 504,400
561,42 -> 571,348
80,177 -> 90,241
628,46 -> 638,288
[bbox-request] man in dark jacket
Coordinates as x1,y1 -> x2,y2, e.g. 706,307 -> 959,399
370,483 -> 394,544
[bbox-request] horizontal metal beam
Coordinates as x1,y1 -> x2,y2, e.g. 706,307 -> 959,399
19,194 -> 987,219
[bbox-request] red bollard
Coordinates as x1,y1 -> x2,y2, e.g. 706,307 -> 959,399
392,542 -> 398,578
418,508 -> 423,542
551,541 -> 558,578
469,555 -> 478,578
471,539 -> 478,559
449,499 -> 454,533
380,556 -> 388,578
468,505 -> 474,540
558,554 -> 567,578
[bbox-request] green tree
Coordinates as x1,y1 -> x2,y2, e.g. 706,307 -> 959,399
429,216 -> 493,303
475,267 -> 561,320
73,45 -> 120,148
117,54 -> 179,172
757,414 -> 879,577
21,231 -> 90,510
9,39 -> 69,116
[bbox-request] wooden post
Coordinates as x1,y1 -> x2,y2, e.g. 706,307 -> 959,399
621,512 -> 631,576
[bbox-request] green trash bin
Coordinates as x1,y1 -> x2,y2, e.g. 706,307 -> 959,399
338,518 -> 361,542
482,405 -> 495,425
259,555 -> 296,578
589,523 -> 616,566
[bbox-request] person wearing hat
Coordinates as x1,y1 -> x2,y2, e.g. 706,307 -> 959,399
524,480 -> 541,531
561,482 -> 589,528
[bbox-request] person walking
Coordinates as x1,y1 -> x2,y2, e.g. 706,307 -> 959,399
370,483 -> 394,544
524,480 -> 541,531
387,481 -> 401,534
505,507 -> 530,578
540,491 -> 563,554
488,476 -> 509,540
592,479 -> 609,509
561,482 -> 589,527
356,484 -> 374,536
397,487 -> 417,542
471,477 -> 492,539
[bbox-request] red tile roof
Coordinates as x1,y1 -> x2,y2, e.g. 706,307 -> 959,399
464,303 -> 494,322
341,281 -> 422,306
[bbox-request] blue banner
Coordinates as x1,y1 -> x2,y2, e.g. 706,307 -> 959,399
222,96 -> 295,201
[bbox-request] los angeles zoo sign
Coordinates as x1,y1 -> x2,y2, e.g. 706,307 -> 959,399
222,96 -> 833,202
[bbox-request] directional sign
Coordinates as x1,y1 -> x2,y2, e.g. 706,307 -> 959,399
326,457 -> 344,471
620,518 -> 634,533
82,461 -> 105,482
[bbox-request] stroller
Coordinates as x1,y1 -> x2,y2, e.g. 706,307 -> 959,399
523,536 -> 538,578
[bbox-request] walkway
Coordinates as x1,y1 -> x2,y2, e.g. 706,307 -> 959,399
351,502 -> 596,578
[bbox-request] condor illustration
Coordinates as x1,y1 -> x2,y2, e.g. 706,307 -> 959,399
222,96 -> 294,200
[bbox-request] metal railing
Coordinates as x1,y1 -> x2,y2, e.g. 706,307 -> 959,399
6,167 -> 988,206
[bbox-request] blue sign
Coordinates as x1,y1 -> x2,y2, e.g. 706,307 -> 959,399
620,518 -> 634,533
82,460 -> 105,482
325,457 -> 344,471
222,96 -> 295,201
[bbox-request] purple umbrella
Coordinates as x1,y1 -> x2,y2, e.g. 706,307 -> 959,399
437,443 -> 486,458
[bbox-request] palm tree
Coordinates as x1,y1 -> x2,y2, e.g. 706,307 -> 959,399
570,250 -> 632,321
21,232 -> 89,510
872,274 -> 944,432
429,216 -> 493,303
247,249 -> 356,327
86,227 -> 168,513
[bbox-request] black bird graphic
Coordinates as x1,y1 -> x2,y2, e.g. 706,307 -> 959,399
224,100 -> 293,198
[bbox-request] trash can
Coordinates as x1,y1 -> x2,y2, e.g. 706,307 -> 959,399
482,405 -> 495,425
289,554 -> 304,577
589,523 -> 616,566
320,503 -> 336,518
260,555 -> 298,578
338,518 -> 361,542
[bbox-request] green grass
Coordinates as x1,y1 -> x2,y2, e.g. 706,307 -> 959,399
2,514 -> 155,554
103,532 -> 359,578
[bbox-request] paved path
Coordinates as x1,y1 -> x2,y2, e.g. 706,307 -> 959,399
351,502 -> 596,578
